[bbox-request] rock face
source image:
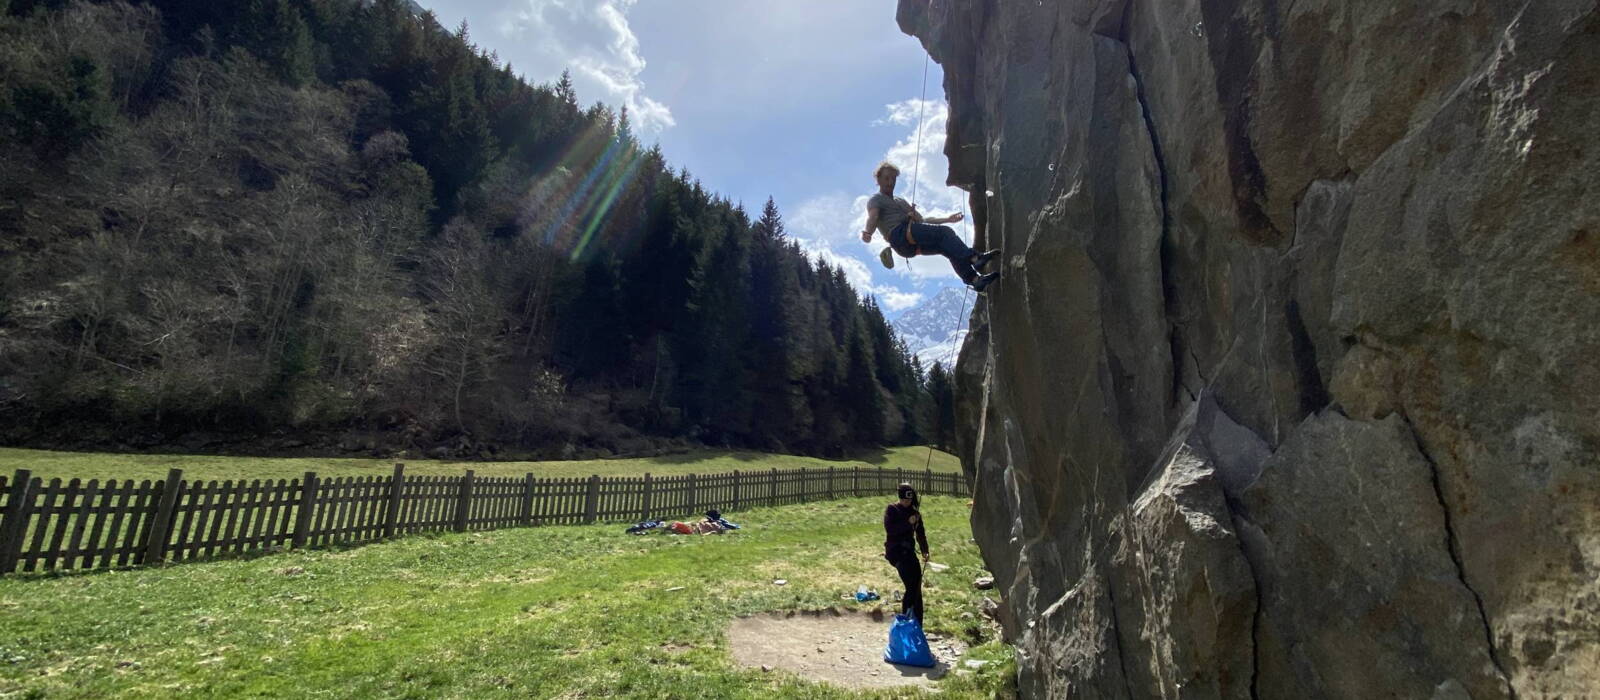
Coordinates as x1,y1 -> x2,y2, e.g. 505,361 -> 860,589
898,1 -> 1600,697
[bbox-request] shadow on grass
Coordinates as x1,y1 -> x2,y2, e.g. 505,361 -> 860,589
640,450 -> 772,466
0,543 -> 294,582
891,661 -> 954,680
639,448 -> 923,467
851,447 -> 895,465
640,446 -> 954,467
0,532 -> 457,583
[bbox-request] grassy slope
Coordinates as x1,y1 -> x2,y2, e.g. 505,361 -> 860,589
0,446 -> 962,484
0,496 -> 1012,699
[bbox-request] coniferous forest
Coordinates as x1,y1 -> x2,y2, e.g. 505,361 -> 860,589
0,0 -> 939,458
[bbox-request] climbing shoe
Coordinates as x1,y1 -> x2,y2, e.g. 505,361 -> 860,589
970,271 -> 1000,293
973,249 -> 1000,271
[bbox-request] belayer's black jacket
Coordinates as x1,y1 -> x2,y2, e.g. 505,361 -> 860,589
883,502 -> 928,560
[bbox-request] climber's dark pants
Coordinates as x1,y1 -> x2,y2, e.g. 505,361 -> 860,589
888,549 -> 925,622
891,222 -> 978,283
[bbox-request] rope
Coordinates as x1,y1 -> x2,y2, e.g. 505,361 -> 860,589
898,50 -> 974,473
925,198 -> 974,472
900,53 -> 932,268
909,52 -> 930,213
880,48 -> 978,474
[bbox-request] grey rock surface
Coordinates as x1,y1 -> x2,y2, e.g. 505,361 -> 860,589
900,0 -> 1600,696
1109,396 -> 1258,700
1239,411 -> 1509,698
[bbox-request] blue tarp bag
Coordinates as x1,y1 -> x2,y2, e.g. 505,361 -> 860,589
883,614 -> 936,667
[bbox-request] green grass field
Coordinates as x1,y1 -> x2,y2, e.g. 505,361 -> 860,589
0,496 -> 1012,699
0,446 -> 961,484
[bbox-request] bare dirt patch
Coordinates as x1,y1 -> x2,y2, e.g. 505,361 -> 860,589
727,608 -> 965,690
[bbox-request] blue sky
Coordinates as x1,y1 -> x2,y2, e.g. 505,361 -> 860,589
417,0 -> 971,312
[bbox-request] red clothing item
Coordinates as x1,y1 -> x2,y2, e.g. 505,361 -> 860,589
883,502 -> 929,559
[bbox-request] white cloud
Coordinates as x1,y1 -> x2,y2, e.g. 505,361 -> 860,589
879,291 -> 924,312
877,98 -> 966,220
501,0 -> 674,133
798,239 -> 875,291
787,193 -> 864,246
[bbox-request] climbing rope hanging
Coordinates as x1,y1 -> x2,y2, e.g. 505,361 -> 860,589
909,52 -> 930,215
901,52 -> 932,269
900,50 -> 978,473
924,199 -> 974,472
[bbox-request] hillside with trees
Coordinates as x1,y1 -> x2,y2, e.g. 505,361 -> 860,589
0,0 -> 934,459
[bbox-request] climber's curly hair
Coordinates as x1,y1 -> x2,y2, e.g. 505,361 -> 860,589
874,161 -> 901,180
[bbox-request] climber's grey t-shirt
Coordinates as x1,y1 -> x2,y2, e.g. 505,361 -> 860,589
869,193 -> 914,237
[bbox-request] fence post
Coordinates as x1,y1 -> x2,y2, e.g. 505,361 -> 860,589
731,470 -> 741,512
642,474 -> 653,521
0,470 -> 34,575
454,470 -> 475,532
521,473 -> 536,526
799,467 -> 807,502
926,468 -> 935,495
384,464 -> 405,539
826,468 -> 834,500
687,473 -> 698,515
769,468 -> 778,506
583,475 -> 600,523
291,471 -> 318,550
852,466 -> 860,497
142,468 -> 186,565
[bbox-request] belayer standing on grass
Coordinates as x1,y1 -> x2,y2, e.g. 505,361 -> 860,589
884,482 -> 930,622
861,161 -> 999,292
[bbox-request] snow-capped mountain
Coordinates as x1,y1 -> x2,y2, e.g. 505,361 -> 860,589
891,286 -> 974,369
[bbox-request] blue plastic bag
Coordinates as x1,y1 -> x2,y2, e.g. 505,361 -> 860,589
883,614 -> 937,667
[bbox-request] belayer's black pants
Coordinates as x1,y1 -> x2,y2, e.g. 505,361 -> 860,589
888,550 -> 925,622
891,222 -> 978,283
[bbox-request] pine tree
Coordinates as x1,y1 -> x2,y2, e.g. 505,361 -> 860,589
240,0 -> 315,86
753,197 -> 786,241
616,104 -> 636,150
557,254 -> 628,379
1,56 -> 113,157
844,318 -> 887,445
554,69 -> 578,111
926,362 -> 956,451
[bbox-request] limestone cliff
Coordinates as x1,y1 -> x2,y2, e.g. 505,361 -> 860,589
899,1 -> 1599,697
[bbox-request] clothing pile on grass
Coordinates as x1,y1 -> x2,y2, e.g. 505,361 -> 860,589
626,510 -> 740,535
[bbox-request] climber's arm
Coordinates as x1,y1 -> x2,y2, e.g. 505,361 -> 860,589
861,206 -> 879,243
921,210 -> 966,226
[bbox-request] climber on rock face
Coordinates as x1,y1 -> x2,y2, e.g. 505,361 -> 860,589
861,161 -> 999,292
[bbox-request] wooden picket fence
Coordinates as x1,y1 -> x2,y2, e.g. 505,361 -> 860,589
0,464 -> 967,576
